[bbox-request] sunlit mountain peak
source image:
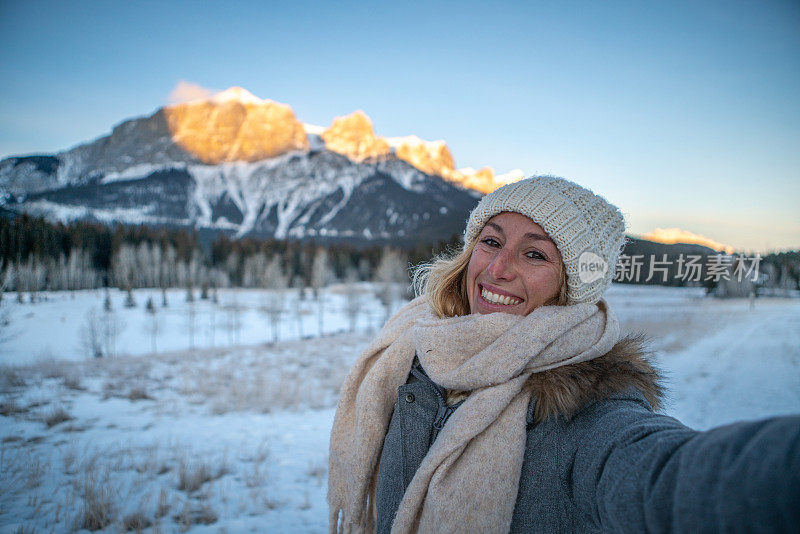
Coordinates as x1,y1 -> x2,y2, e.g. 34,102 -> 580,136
387,135 -> 454,176
321,111 -> 391,162
492,169 -> 525,187
384,135 -> 522,194
210,86 -> 264,105
164,87 -> 308,164
641,228 -> 735,254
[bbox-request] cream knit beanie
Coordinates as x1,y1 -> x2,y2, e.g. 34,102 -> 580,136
464,175 -> 626,305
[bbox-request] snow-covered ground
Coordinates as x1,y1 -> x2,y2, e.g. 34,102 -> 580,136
0,285 -> 391,365
1,284 -> 799,532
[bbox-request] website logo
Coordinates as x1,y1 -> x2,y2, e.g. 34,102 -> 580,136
578,251 -> 608,284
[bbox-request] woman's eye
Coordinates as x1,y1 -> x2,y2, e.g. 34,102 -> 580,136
480,237 -> 501,247
526,250 -> 546,261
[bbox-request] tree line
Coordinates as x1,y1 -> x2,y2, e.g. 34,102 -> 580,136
2,213 -> 797,298
0,213 -> 459,298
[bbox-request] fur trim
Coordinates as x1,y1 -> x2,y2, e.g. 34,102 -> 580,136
526,333 -> 663,423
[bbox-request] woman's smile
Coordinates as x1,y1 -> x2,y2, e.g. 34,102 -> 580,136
478,283 -> 524,307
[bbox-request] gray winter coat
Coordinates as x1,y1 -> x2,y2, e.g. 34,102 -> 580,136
375,338 -> 800,533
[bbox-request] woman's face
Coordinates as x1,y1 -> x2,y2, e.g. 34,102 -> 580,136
466,212 -> 563,315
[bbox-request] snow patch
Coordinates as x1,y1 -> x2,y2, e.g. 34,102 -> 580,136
303,123 -> 326,135
101,163 -> 177,184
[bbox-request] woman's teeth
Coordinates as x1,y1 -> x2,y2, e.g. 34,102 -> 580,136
481,287 -> 521,306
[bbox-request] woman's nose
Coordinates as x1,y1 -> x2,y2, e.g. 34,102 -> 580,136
487,249 -> 516,281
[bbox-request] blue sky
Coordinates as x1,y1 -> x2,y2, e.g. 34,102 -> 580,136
1,0 -> 798,252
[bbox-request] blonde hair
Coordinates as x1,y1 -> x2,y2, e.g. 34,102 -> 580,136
412,240 -> 567,318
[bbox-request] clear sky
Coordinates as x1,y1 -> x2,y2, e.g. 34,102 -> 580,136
1,0 -> 798,252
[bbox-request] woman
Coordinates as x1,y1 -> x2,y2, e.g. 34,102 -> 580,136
328,176 -> 799,533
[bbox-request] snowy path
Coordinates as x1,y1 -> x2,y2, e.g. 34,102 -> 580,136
658,298 -> 800,429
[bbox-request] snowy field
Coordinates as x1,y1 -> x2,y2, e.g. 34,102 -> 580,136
0,285 -> 393,365
1,284 -> 799,532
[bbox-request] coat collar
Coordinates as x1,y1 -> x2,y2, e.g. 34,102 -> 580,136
525,333 -> 663,424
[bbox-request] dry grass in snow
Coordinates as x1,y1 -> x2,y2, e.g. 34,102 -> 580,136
0,330 -> 372,532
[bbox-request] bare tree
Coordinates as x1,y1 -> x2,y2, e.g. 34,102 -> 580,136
311,248 -> 332,335
15,260 -> 24,303
151,242 -> 162,289
2,262 -> 24,304
162,244 -> 177,289
374,248 -> 409,326
101,307 -> 120,357
186,299 -> 197,350
144,297 -> 159,353
223,296 -> 243,345
224,251 -> 240,286
80,308 -> 105,358
343,267 -> 362,333
311,248 -> 330,299
2,261 -> 15,300
207,296 -> 217,348
358,256 -> 371,281
200,267 -> 210,299
19,257 -> 46,303
0,305 -> 10,347
295,297 -> 311,339
176,261 -> 188,290
262,294 -> 284,344
51,253 -> 66,290
103,289 -> 112,312
261,256 -> 289,344
112,244 -> 136,290
293,275 -> 306,301
243,252 -> 268,288
187,251 -> 200,295
124,285 -> 136,308
0,261 -> 12,347
0,259 -> 6,306
135,242 -> 152,287
210,267 -> 228,293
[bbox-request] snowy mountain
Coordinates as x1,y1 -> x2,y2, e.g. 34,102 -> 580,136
0,88 -> 482,245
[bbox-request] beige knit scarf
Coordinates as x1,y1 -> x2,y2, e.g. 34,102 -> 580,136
328,296 -> 619,534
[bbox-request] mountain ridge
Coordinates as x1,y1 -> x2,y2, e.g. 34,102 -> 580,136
1,87 -> 512,195
0,93 -> 483,245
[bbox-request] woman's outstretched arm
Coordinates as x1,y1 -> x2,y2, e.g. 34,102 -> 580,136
567,393 -> 800,532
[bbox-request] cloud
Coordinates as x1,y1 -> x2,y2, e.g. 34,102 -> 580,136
167,81 -> 219,104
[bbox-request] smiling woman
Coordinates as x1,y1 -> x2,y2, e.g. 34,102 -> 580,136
327,176 -> 800,534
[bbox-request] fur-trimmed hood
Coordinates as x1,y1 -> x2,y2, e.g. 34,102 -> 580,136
525,333 -> 663,424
